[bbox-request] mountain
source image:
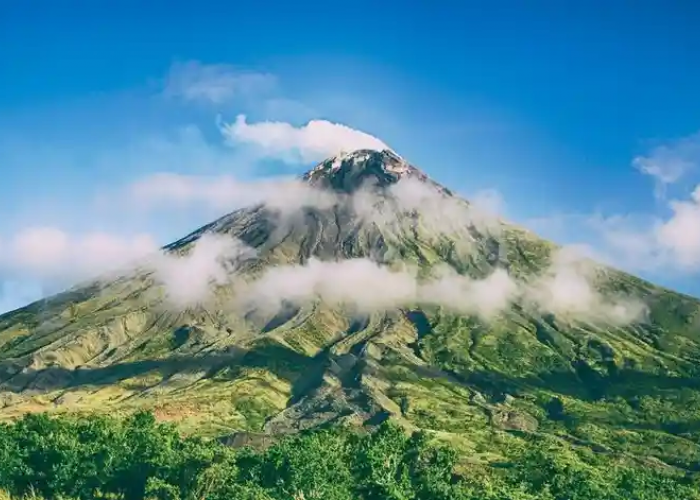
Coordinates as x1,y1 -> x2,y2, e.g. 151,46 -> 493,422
2,149 -> 700,473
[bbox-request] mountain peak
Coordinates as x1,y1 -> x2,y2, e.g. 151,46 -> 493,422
302,148 -> 430,193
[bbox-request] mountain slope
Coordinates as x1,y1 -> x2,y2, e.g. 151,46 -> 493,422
2,149 -> 700,472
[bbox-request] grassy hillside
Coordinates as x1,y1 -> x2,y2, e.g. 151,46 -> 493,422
1,150 -> 700,494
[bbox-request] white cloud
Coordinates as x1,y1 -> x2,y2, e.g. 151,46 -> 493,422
548,185 -> 700,275
127,172 -> 337,215
147,233 -> 255,308
220,114 -> 391,163
234,251 -> 640,324
536,132 -> 700,280
240,258 -> 418,315
524,246 -> 646,324
163,61 -> 277,104
110,126 -> 243,174
525,132 -> 700,279
655,185 -> 700,269
238,257 -> 517,320
337,174 -> 504,246
527,211 -> 670,276
418,266 -> 518,318
583,214 -> 663,270
128,172 -> 261,212
125,161 -> 509,273
633,131 -> 700,198
0,227 -> 158,284
0,228 -> 258,312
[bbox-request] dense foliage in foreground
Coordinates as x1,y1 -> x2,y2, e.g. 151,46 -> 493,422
0,412 -> 698,500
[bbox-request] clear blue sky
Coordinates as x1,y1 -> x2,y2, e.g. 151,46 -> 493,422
1,0 -> 700,312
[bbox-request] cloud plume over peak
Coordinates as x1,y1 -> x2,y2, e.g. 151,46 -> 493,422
220,114 -> 391,163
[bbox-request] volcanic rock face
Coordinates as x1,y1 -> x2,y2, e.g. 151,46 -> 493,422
305,149 -> 420,188
1,148 -> 700,471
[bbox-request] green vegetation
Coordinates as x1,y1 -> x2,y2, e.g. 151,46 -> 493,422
1,410 -> 698,500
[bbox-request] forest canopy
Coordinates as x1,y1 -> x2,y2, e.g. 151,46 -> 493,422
0,411 -> 698,500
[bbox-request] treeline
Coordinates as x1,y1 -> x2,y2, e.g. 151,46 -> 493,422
0,411 -> 697,500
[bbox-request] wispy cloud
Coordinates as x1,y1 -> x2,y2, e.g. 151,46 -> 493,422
147,233 -> 255,308
127,172 -> 266,212
239,257 -> 419,316
217,249 -> 642,324
529,131 -> 700,279
523,246 -> 646,324
0,227 -> 158,284
126,171 -> 339,216
655,184 -> 700,269
163,61 -> 277,104
347,175 -> 502,242
634,131 -> 700,199
418,266 -> 518,319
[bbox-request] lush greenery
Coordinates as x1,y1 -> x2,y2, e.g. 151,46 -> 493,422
0,411 -> 697,500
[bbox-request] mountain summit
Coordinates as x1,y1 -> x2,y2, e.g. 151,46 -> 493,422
303,149 -> 452,199
1,150 -> 700,473
304,149 -> 421,190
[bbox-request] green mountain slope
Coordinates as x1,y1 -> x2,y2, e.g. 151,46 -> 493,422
1,149 -> 700,474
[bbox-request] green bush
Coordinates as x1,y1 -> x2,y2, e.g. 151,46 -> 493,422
0,411 -> 697,500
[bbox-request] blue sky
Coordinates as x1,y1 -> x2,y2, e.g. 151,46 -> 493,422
1,0 -> 700,312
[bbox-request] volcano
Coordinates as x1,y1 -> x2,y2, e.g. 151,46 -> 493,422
1,149 -> 700,471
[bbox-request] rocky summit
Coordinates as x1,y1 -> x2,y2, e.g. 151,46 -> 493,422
1,148 -> 700,472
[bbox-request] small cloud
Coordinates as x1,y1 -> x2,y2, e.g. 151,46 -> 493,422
163,61 -> 277,104
350,177 -> 504,241
524,131 -> 700,280
219,114 -> 391,163
655,184 -> 700,269
584,185 -> 700,274
584,213 -> 663,271
524,246 -> 646,324
0,227 -> 158,284
633,131 -> 700,198
147,233 -> 255,308
240,258 -> 418,315
418,266 -> 519,319
128,172 -> 264,212
127,172 -> 337,216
